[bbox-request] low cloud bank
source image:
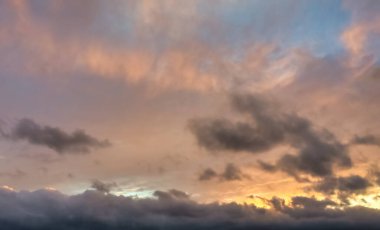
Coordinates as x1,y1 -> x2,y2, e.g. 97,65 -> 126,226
1,187 -> 380,230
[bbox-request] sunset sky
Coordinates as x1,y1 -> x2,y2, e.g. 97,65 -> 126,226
1,0 -> 380,229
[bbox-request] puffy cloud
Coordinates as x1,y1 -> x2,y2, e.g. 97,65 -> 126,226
1,118 -> 110,154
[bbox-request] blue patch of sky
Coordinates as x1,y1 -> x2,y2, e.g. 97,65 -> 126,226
198,0 -> 350,57
288,0 -> 350,57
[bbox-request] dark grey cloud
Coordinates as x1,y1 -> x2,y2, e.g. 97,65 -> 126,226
1,118 -> 110,154
270,196 -> 341,219
351,135 -> 380,146
198,164 -> 249,182
153,189 -> 190,201
190,94 -> 352,180
2,188 -> 380,230
313,175 -> 372,195
91,179 -> 117,193
271,196 -> 339,219
189,118 -> 282,153
220,163 -> 247,181
199,168 -> 218,181
188,94 -> 284,154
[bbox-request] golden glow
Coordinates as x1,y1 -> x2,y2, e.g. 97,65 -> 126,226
1,185 -> 15,191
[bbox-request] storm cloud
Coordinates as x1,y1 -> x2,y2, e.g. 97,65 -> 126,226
1,118 -> 110,154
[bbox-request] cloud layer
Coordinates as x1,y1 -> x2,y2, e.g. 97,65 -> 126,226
1,187 -> 380,230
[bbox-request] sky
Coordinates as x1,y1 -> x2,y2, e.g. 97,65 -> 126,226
1,0 -> 380,229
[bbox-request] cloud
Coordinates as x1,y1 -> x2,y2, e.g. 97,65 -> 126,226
368,166 -> 380,186
313,175 -> 372,195
91,179 -> 117,193
351,135 -> 380,147
153,189 -> 190,201
220,163 -> 248,181
0,0 -> 325,94
198,163 -> 249,182
271,196 -> 338,219
2,187 -> 380,229
199,168 -> 218,181
190,94 -> 352,180
189,118 -> 282,153
341,0 -> 380,62
257,160 -> 277,172
188,94 -> 284,154
1,118 -> 110,154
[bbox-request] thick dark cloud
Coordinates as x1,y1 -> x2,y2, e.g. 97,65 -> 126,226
351,135 -> 380,147
1,187 -> 380,230
91,180 -> 117,193
313,175 -> 372,195
190,94 -> 352,180
1,118 -> 110,154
